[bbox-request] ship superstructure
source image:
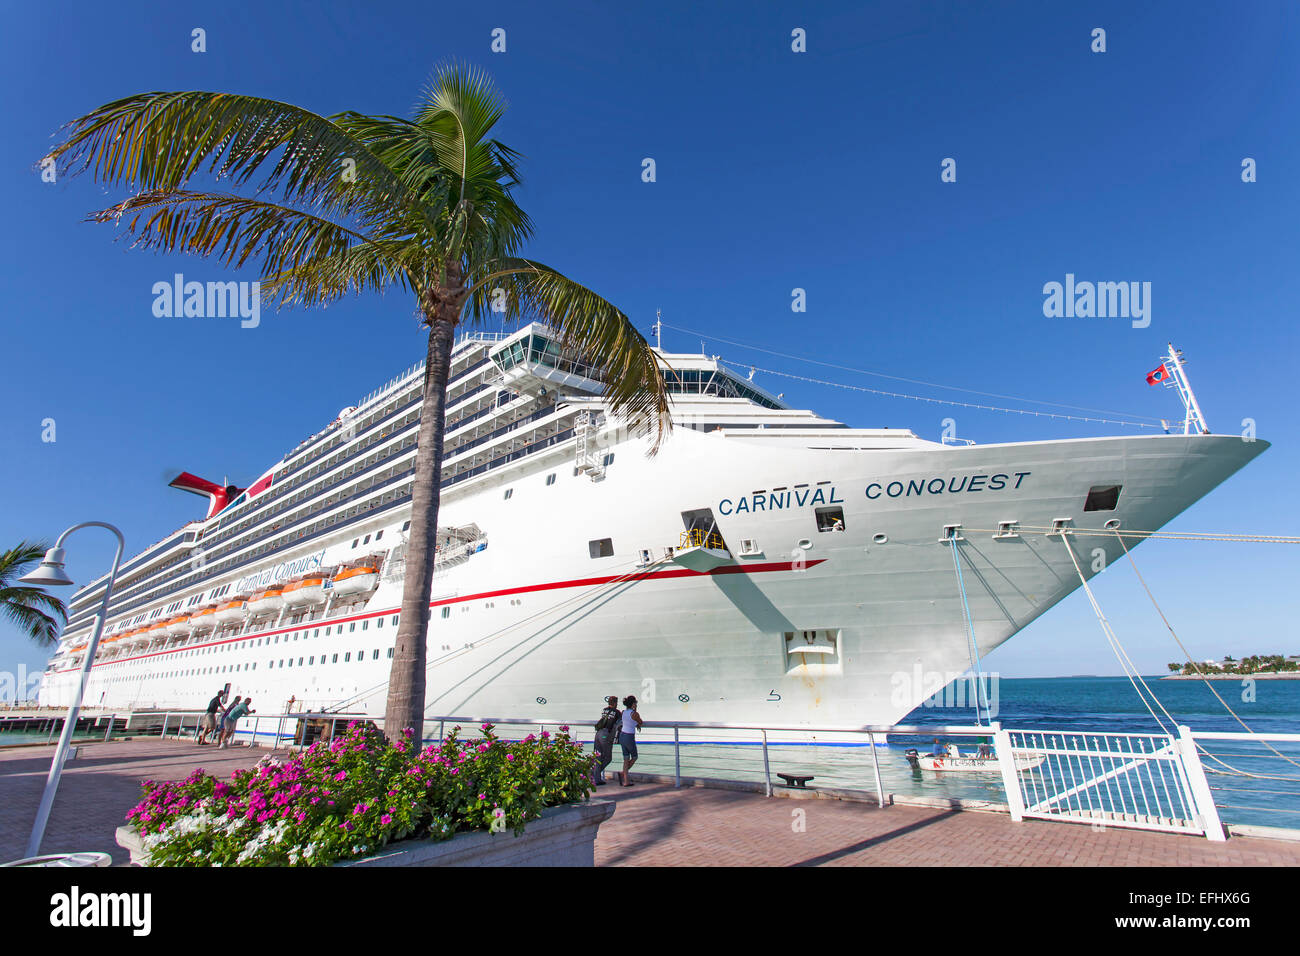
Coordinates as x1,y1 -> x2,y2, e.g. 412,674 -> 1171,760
39,325 -> 1266,730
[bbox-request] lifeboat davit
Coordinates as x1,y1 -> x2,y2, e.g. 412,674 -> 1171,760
281,575 -> 328,607
332,565 -> 379,596
215,598 -> 247,623
246,587 -> 285,616
166,615 -> 192,636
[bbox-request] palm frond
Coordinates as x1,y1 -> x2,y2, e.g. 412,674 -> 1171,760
466,258 -> 671,451
0,600 -> 62,647
334,110 -> 533,260
46,91 -> 411,223
0,541 -> 66,646
261,240 -> 420,308
88,190 -> 408,305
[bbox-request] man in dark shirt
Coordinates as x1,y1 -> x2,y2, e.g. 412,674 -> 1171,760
593,696 -> 620,785
198,690 -> 225,745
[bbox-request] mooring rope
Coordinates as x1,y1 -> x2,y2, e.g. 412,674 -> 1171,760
948,537 -> 991,725
1060,534 -> 1178,737
1111,531 -> 1300,779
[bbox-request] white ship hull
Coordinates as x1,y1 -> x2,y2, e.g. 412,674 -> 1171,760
39,427 -> 1264,732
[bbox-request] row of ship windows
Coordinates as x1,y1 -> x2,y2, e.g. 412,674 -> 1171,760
207,430 -> 420,552
97,615 -> 404,666
501,455 -> 615,500
70,481 -> 415,631
89,397 -> 517,625
93,647 -> 397,683
278,350 -> 490,470
73,388 -> 556,623
263,356 -> 498,512
76,402 -> 577,629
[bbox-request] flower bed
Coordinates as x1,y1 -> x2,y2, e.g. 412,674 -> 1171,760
124,722 -> 595,866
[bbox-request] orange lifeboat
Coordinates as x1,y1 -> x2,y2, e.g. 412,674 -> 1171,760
282,575 -> 328,607
166,615 -> 192,636
246,586 -> 285,616
215,598 -> 247,624
332,565 -> 379,596
191,606 -> 217,632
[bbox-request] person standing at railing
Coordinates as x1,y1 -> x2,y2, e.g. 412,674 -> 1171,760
217,696 -> 243,744
197,689 -> 226,745
219,698 -> 253,749
618,695 -> 643,787
593,696 -> 621,786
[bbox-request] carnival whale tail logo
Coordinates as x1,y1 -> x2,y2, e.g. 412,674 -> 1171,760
169,472 -> 245,520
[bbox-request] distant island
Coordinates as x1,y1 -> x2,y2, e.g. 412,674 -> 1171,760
1163,654 -> 1300,680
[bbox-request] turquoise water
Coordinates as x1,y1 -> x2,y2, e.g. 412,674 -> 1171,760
622,677 -> 1300,830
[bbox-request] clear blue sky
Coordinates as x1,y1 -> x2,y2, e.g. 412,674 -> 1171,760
2,1 -> 1297,690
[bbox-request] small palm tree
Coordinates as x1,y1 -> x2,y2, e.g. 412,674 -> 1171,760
46,63 -> 671,741
0,542 -> 67,646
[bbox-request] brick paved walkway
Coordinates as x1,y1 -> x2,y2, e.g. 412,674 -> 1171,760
0,740 -> 264,864
4,740 -> 1298,866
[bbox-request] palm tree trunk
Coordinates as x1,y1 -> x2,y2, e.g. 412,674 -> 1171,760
383,290 -> 459,744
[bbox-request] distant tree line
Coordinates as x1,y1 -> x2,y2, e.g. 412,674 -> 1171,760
1167,654 -> 1299,675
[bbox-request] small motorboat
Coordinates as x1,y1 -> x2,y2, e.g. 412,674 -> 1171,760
904,747 -> 1045,773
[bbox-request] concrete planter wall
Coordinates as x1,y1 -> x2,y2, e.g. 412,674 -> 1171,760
116,799 -> 614,867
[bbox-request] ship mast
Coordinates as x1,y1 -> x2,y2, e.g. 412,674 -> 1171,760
1163,343 -> 1209,435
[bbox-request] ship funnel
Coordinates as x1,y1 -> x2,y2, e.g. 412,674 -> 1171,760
169,472 -> 244,520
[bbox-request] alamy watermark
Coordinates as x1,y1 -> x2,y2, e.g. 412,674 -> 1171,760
890,665 -> 1000,718
1042,273 -> 1150,328
1,664 -> 43,704
151,273 -> 261,328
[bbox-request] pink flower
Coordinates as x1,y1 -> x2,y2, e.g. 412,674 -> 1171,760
380,814 -> 392,825
506,754 -> 515,762
334,771 -> 347,781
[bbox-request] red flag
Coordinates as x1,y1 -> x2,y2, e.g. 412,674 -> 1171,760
1146,364 -> 1170,386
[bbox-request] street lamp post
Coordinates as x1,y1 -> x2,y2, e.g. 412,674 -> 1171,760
19,521 -> 125,858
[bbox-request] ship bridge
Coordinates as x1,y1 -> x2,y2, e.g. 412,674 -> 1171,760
489,324 -> 788,410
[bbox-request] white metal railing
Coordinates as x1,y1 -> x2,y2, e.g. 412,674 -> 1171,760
998,726 -> 1222,840
34,709 -> 1293,842
1188,730 -> 1300,830
425,715 -> 992,806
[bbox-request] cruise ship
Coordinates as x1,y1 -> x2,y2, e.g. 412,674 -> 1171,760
38,324 -> 1267,731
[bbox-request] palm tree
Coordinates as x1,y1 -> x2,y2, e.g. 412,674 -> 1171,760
0,542 -> 67,646
46,63 -> 671,742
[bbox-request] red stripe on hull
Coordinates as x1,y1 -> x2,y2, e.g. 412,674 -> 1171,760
78,558 -> 826,669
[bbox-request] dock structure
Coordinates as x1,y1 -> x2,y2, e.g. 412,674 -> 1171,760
2,739 -> 1298,867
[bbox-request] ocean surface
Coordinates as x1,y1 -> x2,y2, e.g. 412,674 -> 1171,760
5,677 -> 1297,830
622,676 -> 1300,831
